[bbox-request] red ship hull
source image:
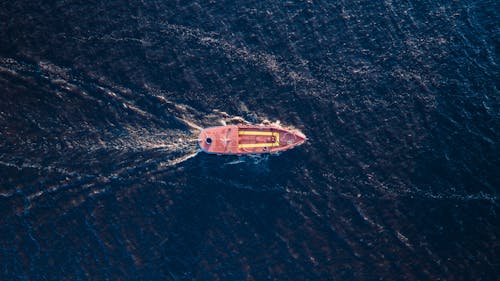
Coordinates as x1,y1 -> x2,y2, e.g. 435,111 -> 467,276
198,125 -> 306,155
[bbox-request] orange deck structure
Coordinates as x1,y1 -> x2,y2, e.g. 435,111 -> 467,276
198,125 -> 306,155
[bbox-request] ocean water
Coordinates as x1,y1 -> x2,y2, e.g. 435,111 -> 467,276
0,0 -> 498,280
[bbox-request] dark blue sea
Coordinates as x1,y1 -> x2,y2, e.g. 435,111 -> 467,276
1,1 -> 498,280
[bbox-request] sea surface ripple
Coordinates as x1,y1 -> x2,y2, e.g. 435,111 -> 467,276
0,0 -> 498,280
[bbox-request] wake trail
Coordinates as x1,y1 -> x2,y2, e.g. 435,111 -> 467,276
159,150 -> 200,168
0,57 -> 283,215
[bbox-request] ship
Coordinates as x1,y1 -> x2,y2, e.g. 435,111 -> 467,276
198,124 -> 306,155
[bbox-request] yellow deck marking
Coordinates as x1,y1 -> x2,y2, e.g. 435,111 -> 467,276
238,130 -> 280,148
238,131 -> 274,136
239,143 -> 277,148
